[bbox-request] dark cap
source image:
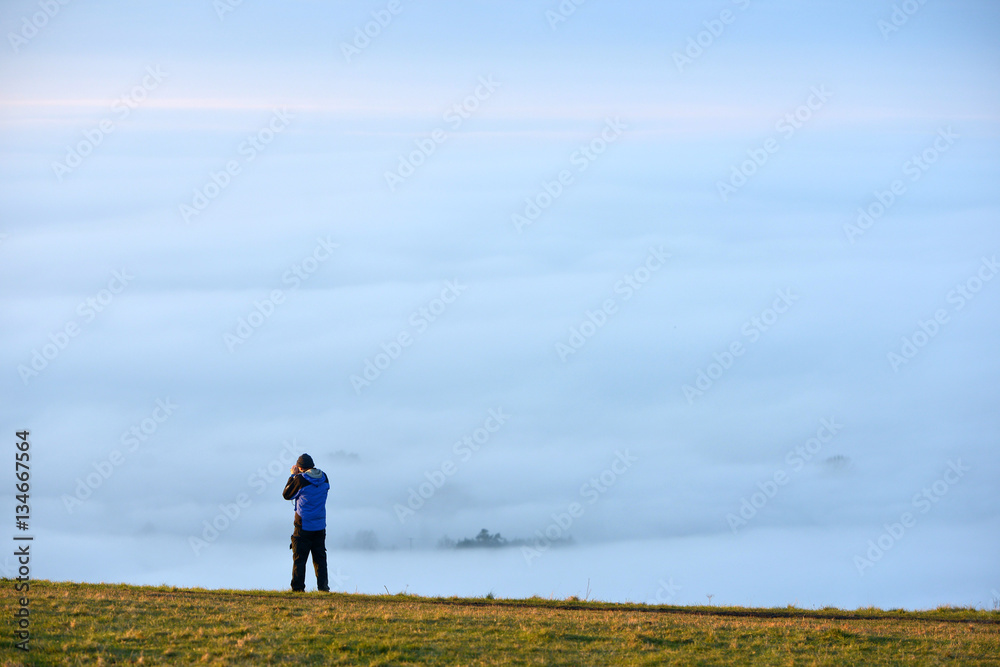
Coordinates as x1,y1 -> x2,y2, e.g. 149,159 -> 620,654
296,453 -> 314,470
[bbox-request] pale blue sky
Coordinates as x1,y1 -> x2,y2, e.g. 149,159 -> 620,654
1,0 -> 998,606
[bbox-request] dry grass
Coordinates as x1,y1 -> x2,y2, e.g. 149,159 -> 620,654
3,580 -> 998,665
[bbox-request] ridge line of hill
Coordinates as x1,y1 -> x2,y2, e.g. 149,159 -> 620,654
34,579 -> 1000,625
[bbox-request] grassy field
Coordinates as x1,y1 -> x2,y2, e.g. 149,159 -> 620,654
4,580 -> 999,665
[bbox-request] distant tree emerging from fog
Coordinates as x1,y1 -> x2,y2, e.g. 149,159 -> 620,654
329,450 -> 361,464
457,529 -> 507,548
444,528 -> 573,550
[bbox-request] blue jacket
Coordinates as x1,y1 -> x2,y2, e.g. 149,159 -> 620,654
282,468 -> 330,531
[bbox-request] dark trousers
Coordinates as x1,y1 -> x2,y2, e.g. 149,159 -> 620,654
290,527 -> 328,592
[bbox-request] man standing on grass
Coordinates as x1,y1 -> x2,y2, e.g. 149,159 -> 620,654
282,453 -> 330,592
